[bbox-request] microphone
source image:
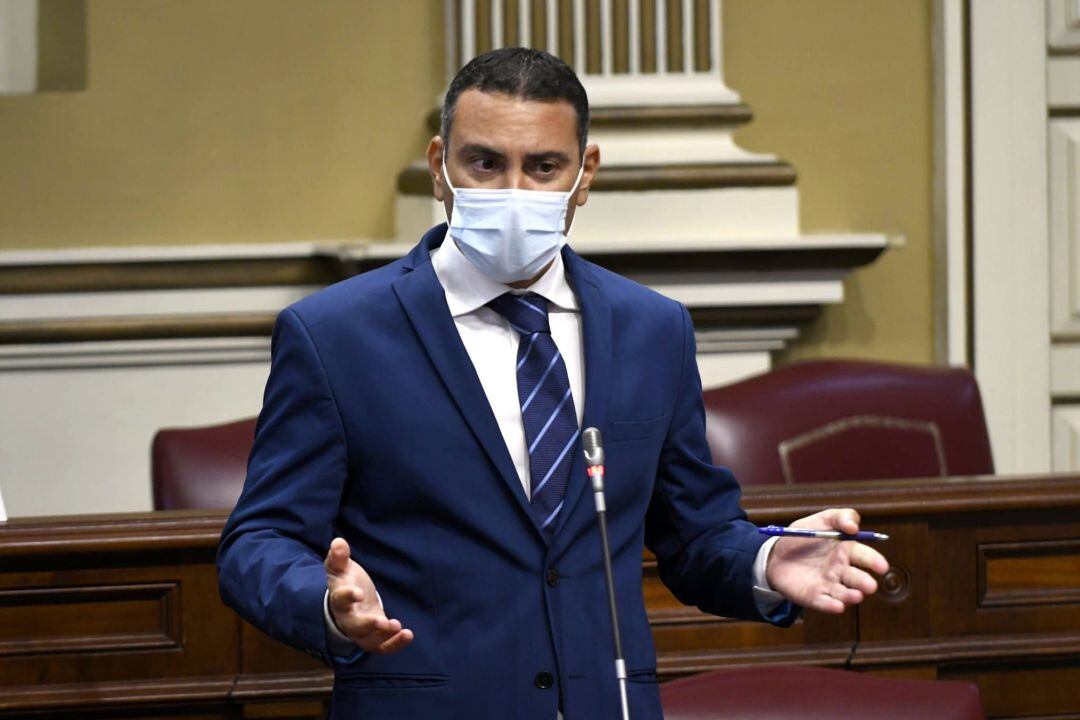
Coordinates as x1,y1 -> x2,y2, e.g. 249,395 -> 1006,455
583,428 -> 630,720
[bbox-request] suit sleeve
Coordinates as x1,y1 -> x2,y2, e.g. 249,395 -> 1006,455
643,304 -> 799,625
217,307 -> 361,666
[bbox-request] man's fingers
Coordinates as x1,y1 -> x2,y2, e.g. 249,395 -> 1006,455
834,585 -> 864,606
842,565 -> 879,595
350,614 -> 400,638
329,585 -> 365,613
324,537 -> 352,576
824,507 -> 861,534
345,615 -> 412,653
812,594 -> 846,614
376,628 -> 415,654
849,542 -> 890,575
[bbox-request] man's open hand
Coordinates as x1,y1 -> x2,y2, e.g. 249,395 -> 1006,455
325,537 -> 414,653
765,508 -> 890,614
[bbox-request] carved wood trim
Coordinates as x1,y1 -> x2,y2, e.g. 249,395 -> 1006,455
0,582 -> 180,657
0,511 -> 227,556
739,474 -> 1080,520
231,671 -> 333,699
656,643 -> 856,678
0,676 -> 236,711
978,539 -> 1080,608
850,631 -> 1080,667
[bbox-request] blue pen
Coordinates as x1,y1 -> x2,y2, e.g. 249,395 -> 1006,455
757,524 -> 890,542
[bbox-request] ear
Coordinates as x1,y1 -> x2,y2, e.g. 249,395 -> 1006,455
426,135 -> 447,202
574,143 -> 601,207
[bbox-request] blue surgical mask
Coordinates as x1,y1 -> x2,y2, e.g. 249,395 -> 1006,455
442,153 -> 585,284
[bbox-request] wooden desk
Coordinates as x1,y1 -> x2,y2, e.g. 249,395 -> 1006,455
1,474 -> 1077,719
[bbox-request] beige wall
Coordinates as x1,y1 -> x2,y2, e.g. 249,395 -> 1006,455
0,0 -> 934,364
725,0 -> 935,365
0,0 -> 442,249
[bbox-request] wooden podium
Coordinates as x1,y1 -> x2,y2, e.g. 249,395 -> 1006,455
1,474 -> 1077,719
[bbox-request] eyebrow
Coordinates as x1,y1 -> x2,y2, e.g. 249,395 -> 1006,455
457,143 -> 572,165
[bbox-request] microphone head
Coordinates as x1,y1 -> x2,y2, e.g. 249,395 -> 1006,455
582,427 -> 604,467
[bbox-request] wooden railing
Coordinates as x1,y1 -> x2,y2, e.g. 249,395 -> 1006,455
1,473 -> 1077,719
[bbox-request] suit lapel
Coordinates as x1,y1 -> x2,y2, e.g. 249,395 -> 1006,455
555,247 -> 613,542
392,227 -> 546,541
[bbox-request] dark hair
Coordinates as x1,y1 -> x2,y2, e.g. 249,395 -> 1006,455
441,47 -> 590,155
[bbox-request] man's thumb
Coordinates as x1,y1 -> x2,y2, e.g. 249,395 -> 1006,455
325,537 -> 351,575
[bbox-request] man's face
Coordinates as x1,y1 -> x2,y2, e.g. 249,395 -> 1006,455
427,88 -> 600,235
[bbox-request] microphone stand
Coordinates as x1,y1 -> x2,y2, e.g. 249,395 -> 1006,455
583,427 -> 630,720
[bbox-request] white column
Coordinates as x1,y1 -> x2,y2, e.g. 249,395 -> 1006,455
545,0 -> 558,55
655,0 -> 667,73
600,0 -> 613,75
682,0 -> 693,73
709,0 -> 721,74
460,0 -> 476,65
573,0 -> 586,72
445,0 -> 459,78
445,0 -> 741,109
491,0 -> 504,49
518,0 -> 531,48
628,0 -> 641,74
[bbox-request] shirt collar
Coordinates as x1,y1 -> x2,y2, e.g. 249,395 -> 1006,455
431,237 -> 580,318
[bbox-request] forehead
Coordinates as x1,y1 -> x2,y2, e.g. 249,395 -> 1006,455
449,88 -> 579,153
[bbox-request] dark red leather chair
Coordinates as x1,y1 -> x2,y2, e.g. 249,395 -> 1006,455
151,417 -> 257,510
660,665 -> 985,720
703,360 -> 994,486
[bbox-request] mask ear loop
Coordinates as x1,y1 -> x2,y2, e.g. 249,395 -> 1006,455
568,156 -> 586,197
441,150 -> 459,226
563,156 -> 587,237
441,150 -> 457,195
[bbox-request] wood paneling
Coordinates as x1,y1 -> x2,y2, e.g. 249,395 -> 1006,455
0,474 -> 1077,718
0,582 -> 179,657
979,539 -> 1080,607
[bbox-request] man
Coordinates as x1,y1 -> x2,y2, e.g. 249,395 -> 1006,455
218,48 -> 888,719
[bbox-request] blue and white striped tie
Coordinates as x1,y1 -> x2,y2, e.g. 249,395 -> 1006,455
488,292 -> 579,539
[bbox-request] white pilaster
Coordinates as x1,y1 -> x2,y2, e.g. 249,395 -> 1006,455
970,1 -> 1051,472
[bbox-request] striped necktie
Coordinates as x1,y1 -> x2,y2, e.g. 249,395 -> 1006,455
487,292 -> 580,539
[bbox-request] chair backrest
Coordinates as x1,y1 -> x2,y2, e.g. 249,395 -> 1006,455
660,665 -> 985,720
703,360 -> 994,486
151,417 -> 257,510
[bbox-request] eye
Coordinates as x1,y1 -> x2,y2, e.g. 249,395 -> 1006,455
534,161 -> 558,176
471,156 -> 497,172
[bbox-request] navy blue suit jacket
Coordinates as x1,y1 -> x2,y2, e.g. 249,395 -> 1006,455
218,224 -> 797,719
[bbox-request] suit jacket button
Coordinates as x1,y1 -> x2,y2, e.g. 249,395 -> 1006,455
534,671 -> 555,689
546,568 -> 560,587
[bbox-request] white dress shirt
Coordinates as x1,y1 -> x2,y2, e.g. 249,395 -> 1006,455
324,237 -> 783,671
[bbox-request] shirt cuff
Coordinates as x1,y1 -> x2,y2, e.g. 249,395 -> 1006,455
752,536 -> 785,614
323,588 -> 386,658
323,588 -> 359,656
